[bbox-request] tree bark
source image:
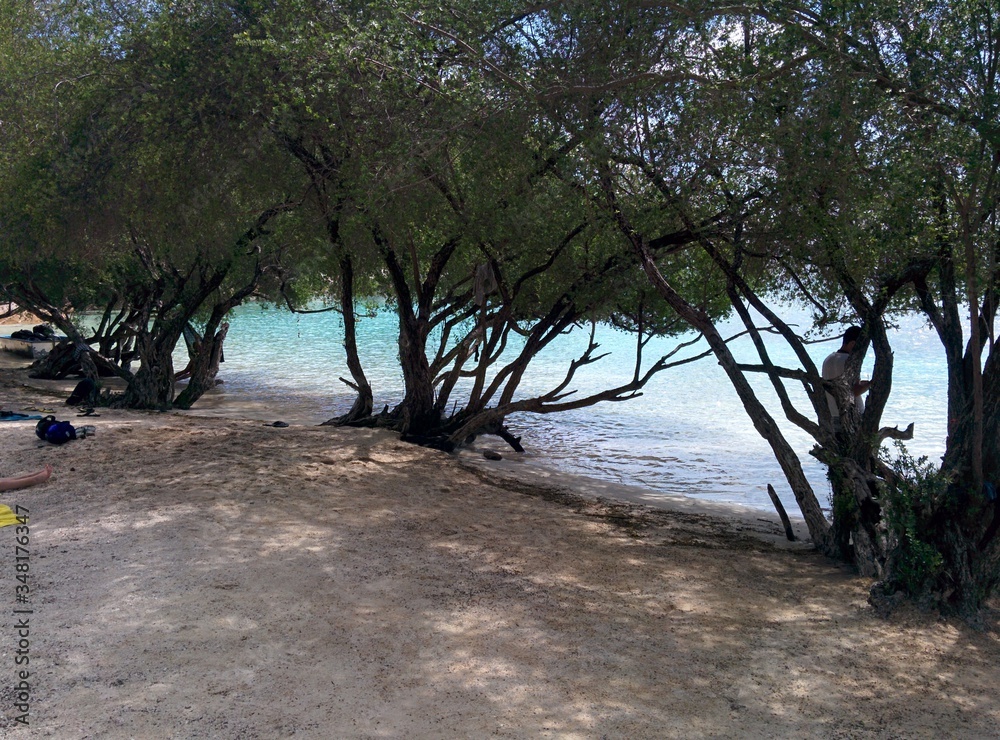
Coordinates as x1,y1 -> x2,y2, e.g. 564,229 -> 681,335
395,316 -> 439,433
174,322 -> 229,409
117,342 -> 176,409
332,254 -> 373,424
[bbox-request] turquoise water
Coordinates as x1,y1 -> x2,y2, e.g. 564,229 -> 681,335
199,302 -> 948,514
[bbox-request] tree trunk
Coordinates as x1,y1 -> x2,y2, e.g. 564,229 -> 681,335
116,338 -> 176,409
814,447 -> 887,577
395,316 -> 439,433
872,337 -> 1000,617
939,509 -> 1000,618
174,323 -> 229,409
28,342 -> 86,379
374,231 -> 439,435
933,413 -> 999,615
332,254 -> 373,424
622,229 -> 836,554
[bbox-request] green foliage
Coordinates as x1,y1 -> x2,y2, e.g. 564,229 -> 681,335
879,443 -> 952,598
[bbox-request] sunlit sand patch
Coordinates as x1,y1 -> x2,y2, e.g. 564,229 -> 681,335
212,614 -> 260,632
253,525 -> 343,557
130,505 -> 201,529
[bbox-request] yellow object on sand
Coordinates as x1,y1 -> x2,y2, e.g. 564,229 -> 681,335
0,505 -> 24,528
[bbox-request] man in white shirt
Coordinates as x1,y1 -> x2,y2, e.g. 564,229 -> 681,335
822,326 -> 871,432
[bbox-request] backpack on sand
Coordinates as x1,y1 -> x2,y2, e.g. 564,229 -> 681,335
35,416 -> 78,445
44,421 -> 77,445
35,415 -> 57,440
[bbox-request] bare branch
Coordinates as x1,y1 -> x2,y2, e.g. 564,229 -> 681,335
405,15 -> 531,95
878,422 -> 915,444
735,364 -> 812,382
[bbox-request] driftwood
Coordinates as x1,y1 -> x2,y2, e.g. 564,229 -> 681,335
767,484 -> 796,542
28,341 -> 123,380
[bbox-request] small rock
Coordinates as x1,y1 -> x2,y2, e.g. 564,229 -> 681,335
483,450 -> 502,461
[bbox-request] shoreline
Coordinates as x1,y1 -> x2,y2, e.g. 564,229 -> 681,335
0,362 -> 998,736
453,448 -> 812,549
10,361 -> 810,547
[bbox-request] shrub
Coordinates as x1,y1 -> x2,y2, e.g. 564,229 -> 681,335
878,442 -> 951,600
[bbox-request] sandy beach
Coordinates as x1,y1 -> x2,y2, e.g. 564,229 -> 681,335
0,363 -> 997,738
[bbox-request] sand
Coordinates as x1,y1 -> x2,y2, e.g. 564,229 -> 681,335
0,312 -> 40,327
0,364 -> 997,738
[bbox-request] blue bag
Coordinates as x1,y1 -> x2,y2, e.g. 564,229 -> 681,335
35,415 -> 57,440
42,420 -> 77,445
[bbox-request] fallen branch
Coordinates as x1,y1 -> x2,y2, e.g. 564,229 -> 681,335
767,484 -> 796,542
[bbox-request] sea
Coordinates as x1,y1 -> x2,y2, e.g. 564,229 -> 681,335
4,302 -> 946,514
175,301 -> 948,515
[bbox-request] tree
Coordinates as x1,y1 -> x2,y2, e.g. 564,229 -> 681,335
447,0 -> 999,615
257,0 -> 724,449
1,0 -> 302,409
764,0 -> 1000,615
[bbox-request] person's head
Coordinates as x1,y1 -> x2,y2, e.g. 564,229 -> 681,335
841,325 -> 863,351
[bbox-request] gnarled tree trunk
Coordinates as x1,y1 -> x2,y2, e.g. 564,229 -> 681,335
116,332 -> 179,409
174,322 -> 229,410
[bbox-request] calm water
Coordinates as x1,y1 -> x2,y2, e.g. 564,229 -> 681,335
193,302 -> 948,514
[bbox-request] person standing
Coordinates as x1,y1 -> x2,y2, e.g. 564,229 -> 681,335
822,326 -> 871,432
